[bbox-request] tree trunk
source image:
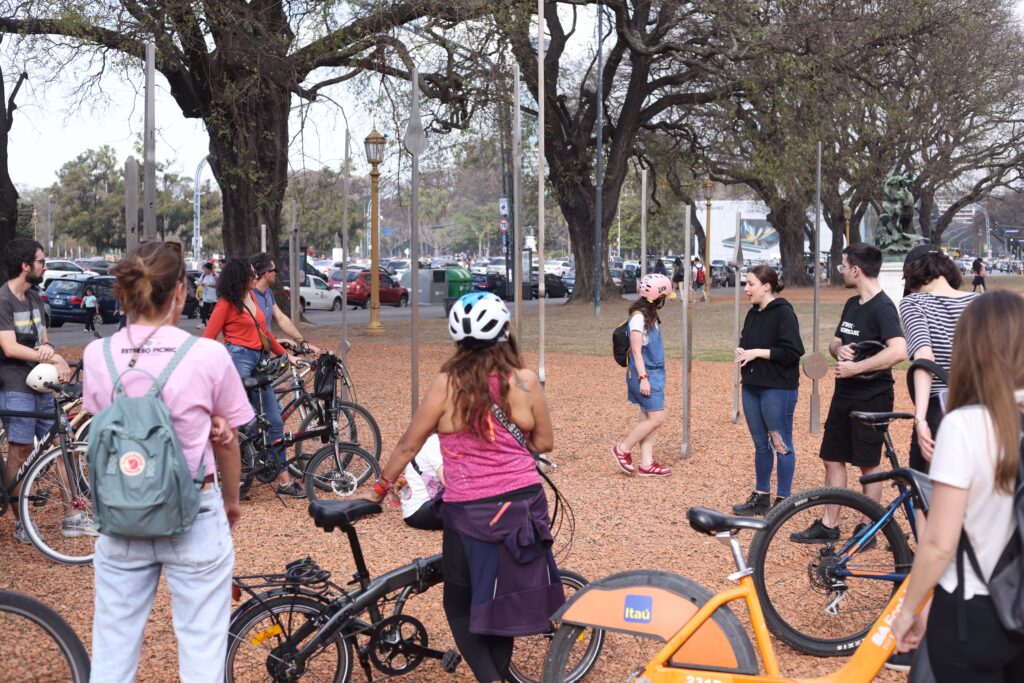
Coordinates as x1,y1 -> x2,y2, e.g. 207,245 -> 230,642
205,82 -> 289,260
0,62 -> 23,254
768,200 -> 812,286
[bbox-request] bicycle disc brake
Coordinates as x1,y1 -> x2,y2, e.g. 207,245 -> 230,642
368,615 -> 429,676
808,546 -> 847,594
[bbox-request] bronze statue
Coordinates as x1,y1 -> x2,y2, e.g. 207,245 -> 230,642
877,168 -> 921,256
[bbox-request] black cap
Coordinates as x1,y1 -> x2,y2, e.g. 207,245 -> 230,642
903,244 -> 942,273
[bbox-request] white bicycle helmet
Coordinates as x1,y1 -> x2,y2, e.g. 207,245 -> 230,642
26,363 -> 59,393
448,292 -> 511,342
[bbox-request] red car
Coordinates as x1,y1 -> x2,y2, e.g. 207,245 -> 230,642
346,271 -> 409,308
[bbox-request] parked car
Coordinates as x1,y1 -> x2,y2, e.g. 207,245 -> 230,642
346,271 -> 409,309
472,272 -> 511,298
75,258 -> 113,275
545,259 -> 573,277
283,274 -> 344,312
43,275 -> 119,327
486,257 -> 508,274
531,273 -> 569,299
43,259 -> 88,288
611,268 -> 638,294
711,264 -> 734,287
563,270 -> 575,294
387,259 -> 411,279
470,260 -> 491,275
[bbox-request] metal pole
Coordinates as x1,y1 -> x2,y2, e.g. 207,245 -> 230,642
731,211 -> 742,423
704,187 -> 712,301
340,130 -> 351,394
406,67 -> 427,417
640,168 -> 647,277
193,156 -> 208,264
593,1 -> 604,318
680,204 -> 693,461
125,157 -> 139,251
369,160 -> 383,331
142,42 -> 157,241
260,224 -> 267,252
290,201 -> 300,322
811,141 -> 823,432
46,195 -> 52,253
537,0 -> 547,384
512,63 -> 524,340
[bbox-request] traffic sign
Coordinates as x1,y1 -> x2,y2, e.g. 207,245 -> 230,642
499,198 -> 509,215
499,216 -> 510,233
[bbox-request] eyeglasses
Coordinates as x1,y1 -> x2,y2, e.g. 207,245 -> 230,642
265,268 -> 278,274
838,264 -> 857,273
31,259 -> 45,265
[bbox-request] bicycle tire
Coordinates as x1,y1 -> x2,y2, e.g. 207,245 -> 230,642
293,401 -> 382,474
0,590 -> 91,682
225,594 -> 353,683
287,396 -> 324,478
239,439 -> 256,500
304,443 -> 381,501
748,486 -> 914,656
19,445 -> 97,565
509,569 -> 604,683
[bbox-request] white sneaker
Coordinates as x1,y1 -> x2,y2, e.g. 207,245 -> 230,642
13,521 -> 31,544
61,513 -> 99,538
195,323 -> 206,330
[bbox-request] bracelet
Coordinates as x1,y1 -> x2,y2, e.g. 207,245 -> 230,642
638,373 -> 649,380
373,478 -> 394,497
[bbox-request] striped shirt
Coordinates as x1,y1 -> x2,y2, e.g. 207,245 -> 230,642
898,292 -> 979,395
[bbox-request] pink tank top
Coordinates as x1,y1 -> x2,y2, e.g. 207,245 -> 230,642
437,376 -> 541,502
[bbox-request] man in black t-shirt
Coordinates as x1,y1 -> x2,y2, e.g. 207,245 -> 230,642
792,243 -> 907,543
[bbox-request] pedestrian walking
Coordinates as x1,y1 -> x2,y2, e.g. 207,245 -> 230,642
653,258 -> 667,275
359,291 -> 563,683
731,266 -> 804,516
198,261 -> 218,328
792,243 -> 907,542
0,238 -> 77,544
84,241 -> 253,683
203,259 -> 303,498
893,291 -> 1024,681
691,257 -> 708,303
82,286 -> 101,338
672,257 -> 686,301
971,258 -> 987,292
899,246 -> 978,472
611,273 -> 674,477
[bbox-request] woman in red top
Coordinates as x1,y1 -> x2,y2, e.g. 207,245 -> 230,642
204,258 -> 303,497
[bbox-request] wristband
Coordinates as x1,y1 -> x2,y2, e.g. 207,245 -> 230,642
638,373 -> 649,380
373,478 -> 394,497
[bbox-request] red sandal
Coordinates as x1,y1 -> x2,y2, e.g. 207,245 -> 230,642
610,444 -> 635,475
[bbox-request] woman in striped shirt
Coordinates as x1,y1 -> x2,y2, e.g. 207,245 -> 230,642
899,246 -> 979,472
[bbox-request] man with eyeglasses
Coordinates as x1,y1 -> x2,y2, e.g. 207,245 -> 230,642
792,242 -> 907,543
0,238 -> 82,543
249,252 -> 321,354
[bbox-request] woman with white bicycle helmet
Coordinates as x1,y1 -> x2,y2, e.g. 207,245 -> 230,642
361,291 -> 560,683
612,273 -> 673,477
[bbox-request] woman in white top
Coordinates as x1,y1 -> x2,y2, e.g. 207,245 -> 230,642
893,291 -> 1024,681
401,434 -> 445,530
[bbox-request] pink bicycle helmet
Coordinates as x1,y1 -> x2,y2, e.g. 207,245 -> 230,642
637,273 -> 672,302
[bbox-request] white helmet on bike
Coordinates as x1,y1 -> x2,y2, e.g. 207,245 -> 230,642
27,363 -> 59,393
448,292 -> 510,342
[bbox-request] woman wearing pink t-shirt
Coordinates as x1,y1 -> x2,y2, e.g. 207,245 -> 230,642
84,242 -> 254,682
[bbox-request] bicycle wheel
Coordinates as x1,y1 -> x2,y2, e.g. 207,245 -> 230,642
225,594 -> 353,682
294,401 -> 381,470
304,444 -> 381,501
239,439 -> 256,500
0,590 -> 91,682
19,445 -> 97,565
748,487 -> 914,656
288,396 -> 323,478
509,570 -> 604,683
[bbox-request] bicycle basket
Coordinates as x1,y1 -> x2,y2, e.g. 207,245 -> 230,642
313,354 -> 339,400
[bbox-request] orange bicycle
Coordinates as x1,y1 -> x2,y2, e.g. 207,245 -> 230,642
542,503 -> 921,682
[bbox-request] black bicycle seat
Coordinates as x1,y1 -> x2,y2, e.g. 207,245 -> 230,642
850,411 -> 914,429
308,500 -> 382,532
687,507 -> 768,536
242,374 -> 274,390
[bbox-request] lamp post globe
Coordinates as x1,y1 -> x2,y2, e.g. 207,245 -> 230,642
364,128 -> 386,332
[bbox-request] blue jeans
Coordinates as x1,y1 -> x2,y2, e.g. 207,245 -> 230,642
90,487 -> 234,682
226,344 -> 286,471
741,385 -> 798,498
0,390 -> 55,444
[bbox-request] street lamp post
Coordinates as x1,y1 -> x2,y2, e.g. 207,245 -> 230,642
843,203 -> 852,247
364,128 -> 386,332
702,177 -> 713,301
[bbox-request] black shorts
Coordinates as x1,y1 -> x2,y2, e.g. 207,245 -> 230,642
819,392 -> 894,468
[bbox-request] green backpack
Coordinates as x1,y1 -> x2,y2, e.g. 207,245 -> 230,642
87,336 -> 205,538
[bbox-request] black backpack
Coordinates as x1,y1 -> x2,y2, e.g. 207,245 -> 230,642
956,415 -> 1024,638
313,353 -> 339,400
612,320 -> 630,367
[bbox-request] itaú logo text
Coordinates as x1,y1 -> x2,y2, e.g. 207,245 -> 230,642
623,594 -> 653,624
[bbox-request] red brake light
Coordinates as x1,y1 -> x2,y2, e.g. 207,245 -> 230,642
40,294 -> 48,302
69,296 -> 83,305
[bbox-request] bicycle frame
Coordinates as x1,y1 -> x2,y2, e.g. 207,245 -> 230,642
558,532 -> 920,683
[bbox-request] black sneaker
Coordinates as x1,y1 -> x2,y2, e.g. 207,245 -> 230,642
772,496 -> 787,509
732,491 -> 771,516
884,650 -> 914,672
790,519 -> 841,544
276,482 -> 306,499
851,522 -> 878,551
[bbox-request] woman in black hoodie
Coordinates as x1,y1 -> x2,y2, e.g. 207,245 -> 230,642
732,265 -> 805,516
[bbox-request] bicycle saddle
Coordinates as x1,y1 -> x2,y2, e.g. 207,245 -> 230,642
61,382 -> 83,399
242,374 -> 274,390
850,411 -> 914,429
308,500 -> 382,532
687,507 -> 768,536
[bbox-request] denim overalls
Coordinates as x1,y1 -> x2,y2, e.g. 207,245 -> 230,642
626,322 -> 665,411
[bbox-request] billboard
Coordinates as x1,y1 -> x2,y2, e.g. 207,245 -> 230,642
703,200 -> 833,262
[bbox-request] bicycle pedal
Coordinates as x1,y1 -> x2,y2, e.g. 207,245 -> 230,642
441,649 -> 461,673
